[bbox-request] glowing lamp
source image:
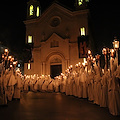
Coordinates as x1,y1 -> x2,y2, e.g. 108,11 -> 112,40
4,49 -> 9,53
113,40 -> 119,49
102,48 -> 107,55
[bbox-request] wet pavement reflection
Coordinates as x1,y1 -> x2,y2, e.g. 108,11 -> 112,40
0,92 -> 120,120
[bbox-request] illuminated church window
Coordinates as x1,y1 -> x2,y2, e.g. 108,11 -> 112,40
81,27 -> 85,36
28,35 -> 33,43
36,6 -> 39,17
27,63 -> 31,70
30,5 -> 34,16
78,0 -> 83,6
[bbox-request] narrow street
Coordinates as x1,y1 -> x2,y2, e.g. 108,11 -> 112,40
0,92 -> 120,120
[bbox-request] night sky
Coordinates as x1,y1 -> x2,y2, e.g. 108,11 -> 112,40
0,0 -> 120,60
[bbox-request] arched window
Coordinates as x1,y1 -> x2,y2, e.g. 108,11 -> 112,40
36,6 -> 39,17
78,0 -> 83,6
28,35 -> 33,43
27,63 -> 31,70
85,0 -> 89,2
81,27 -> 85,36
30,5 -> 34,16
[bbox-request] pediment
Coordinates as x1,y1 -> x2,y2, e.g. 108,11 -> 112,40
45,33 -> 64,43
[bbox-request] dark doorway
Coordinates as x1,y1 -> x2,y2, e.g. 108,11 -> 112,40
50,64 -> 62,78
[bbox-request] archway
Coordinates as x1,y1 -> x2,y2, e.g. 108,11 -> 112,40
45,52 -> 66,76
50,57 -> 62,78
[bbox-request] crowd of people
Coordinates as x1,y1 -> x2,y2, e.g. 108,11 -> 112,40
0,48 -> 120,116
21,52 -> 120,116
0,66 -> 23,105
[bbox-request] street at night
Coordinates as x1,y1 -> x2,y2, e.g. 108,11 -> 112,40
0,0 -> 120,119
0,92 -> 120,120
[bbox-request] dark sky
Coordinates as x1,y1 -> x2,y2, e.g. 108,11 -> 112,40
0,0 -> 120,58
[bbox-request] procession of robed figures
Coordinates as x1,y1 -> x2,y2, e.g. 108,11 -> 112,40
0,39 -> 120,116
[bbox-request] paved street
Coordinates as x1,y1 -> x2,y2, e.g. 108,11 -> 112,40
0,92 -> 120,120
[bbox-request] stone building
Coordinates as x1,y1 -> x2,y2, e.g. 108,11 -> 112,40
24,0 -> 92,78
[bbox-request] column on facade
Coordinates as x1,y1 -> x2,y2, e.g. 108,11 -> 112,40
42,62 -> 46,75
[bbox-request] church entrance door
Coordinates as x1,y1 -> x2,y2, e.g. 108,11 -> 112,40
50,64 -> 62,78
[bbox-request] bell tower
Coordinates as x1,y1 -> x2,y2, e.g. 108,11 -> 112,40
75,0 -> 89,10
27,0 -> 41,19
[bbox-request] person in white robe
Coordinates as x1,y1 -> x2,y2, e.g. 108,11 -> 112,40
65,74 -> 71,96
80,65 -> 88,99
93,62 -> 102,105
42,76 -> 49,92
34,78 -> 39,92
77,66 -> 83,98
100,70 -> 109,107
47,76 -> 54,92
8,68 -> 17,101
54,76 -> 60,92
72,71 -> 78,97
0,70 -> 8,105
108,57 -> 120,115
34,80 -> 39,92
38,77 -> 45,91
60,75 -> 66,93
87,69 -> 94,101
77,76 -> 83,98
29,79 -> 34,91
24,77 -> 29,92
108,74 -> 120,116
13,72 -> 22,99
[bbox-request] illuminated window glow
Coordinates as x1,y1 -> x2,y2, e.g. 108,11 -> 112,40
85,0 -> 89,2
81,27 -> 85,36
78,0 -> 83,6
28,36 -> 33,43
36,6 -> 39,17
30,5 -> 34,16
27,63 -> 31,70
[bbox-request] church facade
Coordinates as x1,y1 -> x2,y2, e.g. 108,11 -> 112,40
24,0 -> 91,78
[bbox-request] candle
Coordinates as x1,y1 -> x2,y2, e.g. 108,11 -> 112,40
102,69 -> 104,74
2,54 -> 4,59
8,56 -> 12,60
75,64 -> 79,68
88,50 -> 91,55
10,65 -> 13,68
